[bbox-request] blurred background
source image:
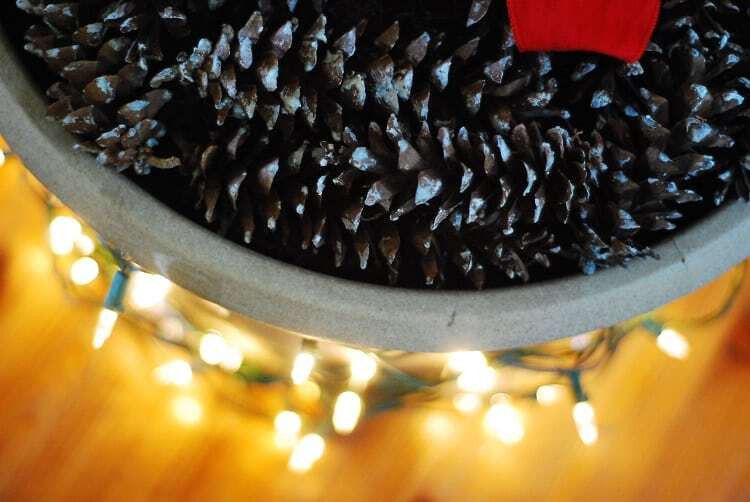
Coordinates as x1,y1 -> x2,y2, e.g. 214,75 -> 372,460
1,135 -> 750,502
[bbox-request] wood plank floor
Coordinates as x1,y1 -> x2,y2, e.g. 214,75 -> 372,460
0,142 -> 749,501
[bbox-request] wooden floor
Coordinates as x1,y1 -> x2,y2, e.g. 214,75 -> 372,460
1,144 -> 750,501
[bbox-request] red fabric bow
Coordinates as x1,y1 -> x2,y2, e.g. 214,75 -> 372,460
507,0 -> 661,62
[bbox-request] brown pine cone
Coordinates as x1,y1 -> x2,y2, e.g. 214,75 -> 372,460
12,0 -> 750,289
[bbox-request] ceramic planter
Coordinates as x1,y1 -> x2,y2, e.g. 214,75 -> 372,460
1,26 -> 748,352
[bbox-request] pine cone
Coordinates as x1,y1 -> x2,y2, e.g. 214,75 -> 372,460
14,0 -> 750,289
17,0 -> 231,172
564,1 -> 750,203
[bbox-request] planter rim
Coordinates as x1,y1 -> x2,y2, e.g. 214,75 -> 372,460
1,29 -> 748,352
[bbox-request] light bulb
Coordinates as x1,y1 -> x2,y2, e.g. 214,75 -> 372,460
572,401 -> 595,426
70,257 -> 100,285
153,360 -> 193,386
49,216 -> 82,255
536,384 -> 565,405
446,351 -> 486,373
484,402 -> 525,445
288,434 -> 325,473
158,317 -> 185,342
199,332 -> 229,366
291,352 -> 315,384
457,364 -> 496,393
74,234 -> 96,255
657,328 -> 689,360
332,391 -> 362,435
219,344 -> 244,372
572,400 -> 598,445
570,332 -> 594,351
577,422 -> 599,445
92,308 -> 119,350
294,381 -> 321,402
349,350 -> 377,387
0,150 -> 5,167
128,272 -> 171,309
274,411 -> 302,449
172,396 -> 202,425
453,393 -> 482,414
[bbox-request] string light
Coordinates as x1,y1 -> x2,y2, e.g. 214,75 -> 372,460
70,256 -> 100,285
198,331 -> 243,371
219,344 -> 244,372
656,327 -> 690,360
128,272 -> 171,310
172,395 -> 203,425
74,234 -> 96,255
572,400 -> 598,445
0,149 -> 5,167
536,384 -> 566,405
199,332 -> 227,365
572,400 -> 595,424
288,433 -> 325,473
274,411 -> 302,449
332,391 -> 363,435
570,332 -> 594,351
453,393 -> 482,414
158,317 -> 185,342
92,270 -> 128,349
153,360 -> 193,386
49,216 -> 82,255
446,351 -> 486,373
577,422 -> 599,445
291,352 -> 315,384
26,143 -> 743,460
484,400 -> 525,445
457,364 -> 497,393
294,381 -> 322,402
92,308 -> 119,350
349,350 -> 377,387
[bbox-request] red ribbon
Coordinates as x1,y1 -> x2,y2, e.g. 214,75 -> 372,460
507,0 -> 661,62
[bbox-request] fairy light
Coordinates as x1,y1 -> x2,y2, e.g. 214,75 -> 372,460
288,433 -> 325,473
74,234 -> 96,255
536,384 -> 566,405
92,270 -> 128,350
291,352 -> 315,384
446,351 -> 486,373
158,317 -> 185,342
128,272 -> 172,310
484,400 -> 525,445
274,411 -> 302,449
572,400 -> 598,445
570,332 -> 594,351
457,364 -> 497,393
0,150 -> 6,167
199,331 -> 243,371
70,256 -> 100,285
577,422 -> 599,445
92,308 -> 119,350
153,360 -> 193,386
49,215 -> 82,255
332,391 -> 363,435
572,400 -> 595,424
219,344 -> 244,372
657,327 -> 690,360
172,395 -> 202,425
195,329 -> 245,372
349,350 -> 377,387
453,393 -> 482,414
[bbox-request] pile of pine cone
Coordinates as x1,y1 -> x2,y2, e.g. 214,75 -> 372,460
14,0 -> 750,288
